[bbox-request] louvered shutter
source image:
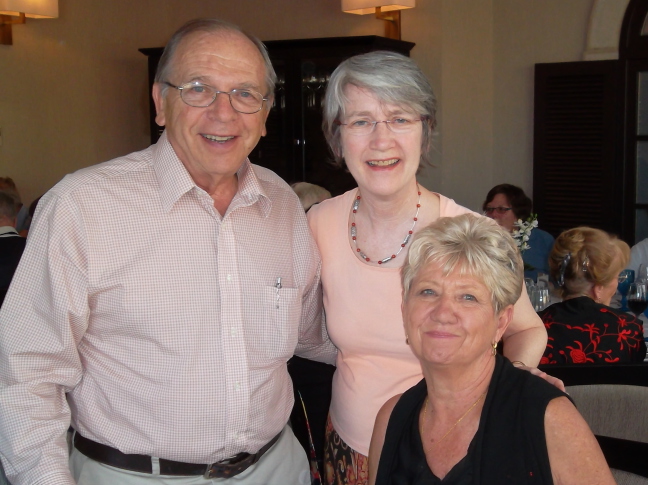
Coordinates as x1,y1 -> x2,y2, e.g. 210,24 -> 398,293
533,60 -> 625,238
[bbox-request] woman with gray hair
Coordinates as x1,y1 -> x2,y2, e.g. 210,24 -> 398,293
368,214 -> 613,484
307,51 -> 552,484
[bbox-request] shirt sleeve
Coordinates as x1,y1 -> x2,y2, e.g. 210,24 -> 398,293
0,190 -> 87,485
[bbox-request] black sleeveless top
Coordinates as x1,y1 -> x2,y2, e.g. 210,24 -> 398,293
375,356 -> 568,485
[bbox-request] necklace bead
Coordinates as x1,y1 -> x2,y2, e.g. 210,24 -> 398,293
350,184 -> 422,265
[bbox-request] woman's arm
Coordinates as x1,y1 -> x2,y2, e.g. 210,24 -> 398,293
502,288 -> 547,366
368,394 -> 401,485
503,290 -> 565,390
545,397 -> 616,485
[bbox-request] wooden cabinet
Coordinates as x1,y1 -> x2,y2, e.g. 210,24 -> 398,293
140,36 -> 415,196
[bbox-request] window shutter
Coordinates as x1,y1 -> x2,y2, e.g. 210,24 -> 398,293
533,60 -> 625,238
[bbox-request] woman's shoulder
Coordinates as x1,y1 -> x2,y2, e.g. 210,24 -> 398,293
307,188 -> 357,238
494,357 -> 568,405
308,189 -> 356,221
431,191 -> 475,217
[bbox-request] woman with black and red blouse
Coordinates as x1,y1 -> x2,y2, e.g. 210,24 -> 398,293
540,227 -> 646,365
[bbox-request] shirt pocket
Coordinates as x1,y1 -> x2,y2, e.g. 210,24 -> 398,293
253,285 -> 301,362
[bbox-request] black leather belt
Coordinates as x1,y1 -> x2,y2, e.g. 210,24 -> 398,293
73,431 -> 281,479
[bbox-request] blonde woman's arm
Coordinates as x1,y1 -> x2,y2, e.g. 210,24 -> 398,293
545,397 -> 616,485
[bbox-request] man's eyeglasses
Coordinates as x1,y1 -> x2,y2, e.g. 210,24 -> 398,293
163,81 -> 268,114
336,117 -> 426,136
483,206 -> 513,215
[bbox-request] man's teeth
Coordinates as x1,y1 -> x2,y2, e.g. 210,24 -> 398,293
367,159 -> 399,167
202,134 -> 234,142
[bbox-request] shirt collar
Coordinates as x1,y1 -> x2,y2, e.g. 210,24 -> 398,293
0,226 -> 19,237
152,130 -> 271,217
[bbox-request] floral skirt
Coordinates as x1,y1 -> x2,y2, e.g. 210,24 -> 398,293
323,416 -> 369,485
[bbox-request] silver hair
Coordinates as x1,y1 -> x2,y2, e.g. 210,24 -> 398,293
154,18 -> 277,104
322,50 -> 437,168
401,214 -> 523,314
0,191 -> 19,220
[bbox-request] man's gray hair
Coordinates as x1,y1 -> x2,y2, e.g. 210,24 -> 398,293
401,214 -> 523,314
154,18 -> 277,103
322,50 -> 437,168
0,191 -> 19,220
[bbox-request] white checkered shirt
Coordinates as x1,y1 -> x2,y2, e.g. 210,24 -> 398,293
0,132 -> 336,485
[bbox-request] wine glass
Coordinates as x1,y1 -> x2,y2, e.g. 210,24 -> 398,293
627,282 -> 648,316
617,269 -> 635,312
636,264 -> 648,283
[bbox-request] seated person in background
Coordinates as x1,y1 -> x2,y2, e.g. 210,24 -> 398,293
540,227 -> 646,364
291,181 -> 331,212
369,214 -> 612,485
626,236 -> 648,276
0,177 -> 31,237
0,191 -> 27,306
482,183 -> 553,281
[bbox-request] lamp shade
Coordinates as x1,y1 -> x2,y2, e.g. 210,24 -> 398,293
0,0 -> 58,18
342,0 -> 414,15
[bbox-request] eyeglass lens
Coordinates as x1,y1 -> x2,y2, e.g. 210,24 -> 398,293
342,118 -> 423,135
484,207 -> 511,215
178,82 -> 264,113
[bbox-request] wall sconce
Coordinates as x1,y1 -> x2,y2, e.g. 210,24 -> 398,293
0,0 -> 58,45
342,0 -> 415,40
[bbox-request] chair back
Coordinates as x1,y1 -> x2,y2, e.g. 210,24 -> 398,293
539,364 -> 648,484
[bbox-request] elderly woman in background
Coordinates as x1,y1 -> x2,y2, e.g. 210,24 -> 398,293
307,51 -> 552,485
540,227 -> 646,364
369,214 -> 613,485
482,183 -> 554,281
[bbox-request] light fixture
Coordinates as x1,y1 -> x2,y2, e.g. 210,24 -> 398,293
342,0 -> 415,40
0,0 -> 58,45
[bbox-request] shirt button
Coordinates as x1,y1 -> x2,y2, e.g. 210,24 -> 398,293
230,328 -> 237,336
227,274 -> 232,281
234,382 -> 240,390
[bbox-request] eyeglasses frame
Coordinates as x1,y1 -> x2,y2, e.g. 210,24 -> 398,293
483,206 -> 513,215
163,81 -> 268,114
334,116 -> 428,135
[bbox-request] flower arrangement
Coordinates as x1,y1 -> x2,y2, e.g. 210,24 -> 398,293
512,214 -> 538,271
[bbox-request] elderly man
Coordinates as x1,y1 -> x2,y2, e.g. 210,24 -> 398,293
0,190 -> 26,306
0,19 -> 334,485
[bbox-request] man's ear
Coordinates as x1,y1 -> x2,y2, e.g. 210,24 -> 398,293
152,83 -> 167,127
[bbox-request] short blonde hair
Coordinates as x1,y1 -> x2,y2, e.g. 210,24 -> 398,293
549,227 -> 630,299
401,214 -> 523,313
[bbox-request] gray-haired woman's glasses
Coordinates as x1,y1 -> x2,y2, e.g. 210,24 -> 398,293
483,206 -> 513,215
336,117 -> 426,136
163,81 -> 268,114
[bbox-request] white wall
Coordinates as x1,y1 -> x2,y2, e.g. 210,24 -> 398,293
0,0 -> 599,211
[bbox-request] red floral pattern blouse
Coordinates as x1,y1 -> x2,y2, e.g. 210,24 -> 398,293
539,297 -> 647,365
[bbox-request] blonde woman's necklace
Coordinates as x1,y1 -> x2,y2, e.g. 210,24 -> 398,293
350,184 -> 421,265
420,389 -> 487,448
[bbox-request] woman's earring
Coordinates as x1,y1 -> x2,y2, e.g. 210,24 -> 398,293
491,341 -> 498,356
406,336 -> 410,345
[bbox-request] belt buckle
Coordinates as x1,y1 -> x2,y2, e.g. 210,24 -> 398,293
204,453 -> 253,479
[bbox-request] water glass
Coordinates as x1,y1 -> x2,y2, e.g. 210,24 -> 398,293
617,269 -> 635,312
532,286 -> 550,312
636,264 -> 648,283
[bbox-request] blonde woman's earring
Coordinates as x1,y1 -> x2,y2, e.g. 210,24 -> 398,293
491,341 -> 498,356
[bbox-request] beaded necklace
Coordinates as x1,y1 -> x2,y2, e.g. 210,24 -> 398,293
350,184 -> 421,265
